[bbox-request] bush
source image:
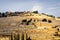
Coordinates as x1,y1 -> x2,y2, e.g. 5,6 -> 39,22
32,11 -> 38,14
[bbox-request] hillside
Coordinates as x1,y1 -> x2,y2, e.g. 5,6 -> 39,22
0,11 -> 60,40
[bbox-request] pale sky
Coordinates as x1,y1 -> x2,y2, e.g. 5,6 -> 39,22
0,0 -> 60,17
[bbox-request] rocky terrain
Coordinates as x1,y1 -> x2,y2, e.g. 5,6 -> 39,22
0,11 -> 60,40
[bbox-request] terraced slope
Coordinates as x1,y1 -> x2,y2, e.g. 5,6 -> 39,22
0,12 -> 60,40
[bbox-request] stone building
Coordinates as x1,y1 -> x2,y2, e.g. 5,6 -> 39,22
0,11 -> 60,40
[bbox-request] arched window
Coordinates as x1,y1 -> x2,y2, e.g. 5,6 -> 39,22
42,19 -> 47,22
48,20 -> 52,23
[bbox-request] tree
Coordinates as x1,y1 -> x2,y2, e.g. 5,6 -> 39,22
57,17 -> 60,18
42,13 -> 47,15
0,12 -> 2,17
48,15 -> 55,18
2,12 -> 7,17
32,11 -> 38,14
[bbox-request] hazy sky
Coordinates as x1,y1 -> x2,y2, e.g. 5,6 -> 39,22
0,0 -> 60,17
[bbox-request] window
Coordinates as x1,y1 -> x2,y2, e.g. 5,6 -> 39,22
26,22 -> 29,25
34,19 -> 39,22
34,20 -> 36,22
54,32 -> 58,36
22,19 -> 27,22
28,19 -> 32,22
42,19 -> 47,22
26,19 -> 32,25
48,20 -> 52,23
